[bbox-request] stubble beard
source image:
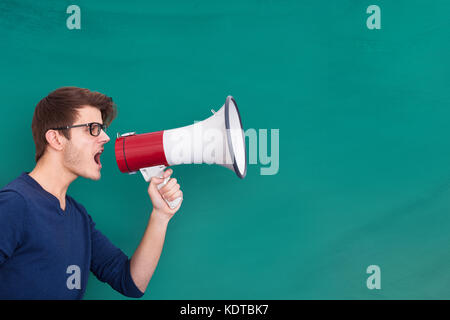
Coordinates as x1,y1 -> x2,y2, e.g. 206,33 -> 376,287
63,140 -> 100,180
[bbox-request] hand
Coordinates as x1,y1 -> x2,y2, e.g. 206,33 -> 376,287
147,168 -> 183,221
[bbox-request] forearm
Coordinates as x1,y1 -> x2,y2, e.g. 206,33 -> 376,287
129,210 -> 170,293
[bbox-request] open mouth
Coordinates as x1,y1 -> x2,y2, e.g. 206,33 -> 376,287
94,149 -> 103,167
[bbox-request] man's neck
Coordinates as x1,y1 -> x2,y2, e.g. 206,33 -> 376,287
29,158 -> 77,210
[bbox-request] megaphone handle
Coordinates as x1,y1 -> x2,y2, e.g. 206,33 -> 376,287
140,165 -> 182,209
156,176 -> 183,209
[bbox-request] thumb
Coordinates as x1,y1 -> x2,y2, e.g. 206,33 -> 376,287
150,176 -> 165,187
148,177 -> 165,194
163,168 -> 173,179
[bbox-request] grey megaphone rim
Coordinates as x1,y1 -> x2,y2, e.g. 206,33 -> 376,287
224,95 -> 247,179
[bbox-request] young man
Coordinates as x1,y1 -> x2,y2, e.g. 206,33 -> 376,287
0,87 -> 182,299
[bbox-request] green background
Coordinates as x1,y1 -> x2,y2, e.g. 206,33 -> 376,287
1,0 -> 450,299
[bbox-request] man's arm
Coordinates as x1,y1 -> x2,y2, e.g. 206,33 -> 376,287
129,168 -> 182,293
0,190 -> 26,266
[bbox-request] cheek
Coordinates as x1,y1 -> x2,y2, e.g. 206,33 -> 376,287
63,141 -> 86,165
63,144 -> 78,166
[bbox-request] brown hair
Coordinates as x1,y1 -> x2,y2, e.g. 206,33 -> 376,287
32,87 -> 117,162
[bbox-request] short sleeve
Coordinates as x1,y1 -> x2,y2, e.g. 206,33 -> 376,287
0,190 -> 26,265
87,214 -> 144,298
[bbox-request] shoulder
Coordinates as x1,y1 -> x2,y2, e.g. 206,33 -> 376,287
0,176 -> 31,227
0,189 -> 27,210
0,173 -> 36,203
0,189 -> 28,228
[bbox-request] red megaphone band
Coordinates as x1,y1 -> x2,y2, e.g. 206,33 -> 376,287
115,131 -> 169,173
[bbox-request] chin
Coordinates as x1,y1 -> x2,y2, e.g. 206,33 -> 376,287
91,171 -> 102,181
80,169 -> 102,181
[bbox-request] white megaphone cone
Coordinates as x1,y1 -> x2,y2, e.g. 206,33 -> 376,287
115,96 -> 247,208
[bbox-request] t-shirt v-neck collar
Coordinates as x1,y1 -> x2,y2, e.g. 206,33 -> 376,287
21,172 -> 70,215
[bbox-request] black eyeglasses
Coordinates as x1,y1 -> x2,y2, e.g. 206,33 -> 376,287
50,122 -> 107,137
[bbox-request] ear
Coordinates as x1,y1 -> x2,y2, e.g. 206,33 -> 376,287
45,130 -> 67,151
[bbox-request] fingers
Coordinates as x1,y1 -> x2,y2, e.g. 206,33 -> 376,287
164,184 -> 181,201
149,168 -> 173,189
167,192 -> 183,211
167,190 -> 183,202
158,174 -> 175,190
148,168 -> 183,205
156,169 -> 182,201
160,178 -> 180,199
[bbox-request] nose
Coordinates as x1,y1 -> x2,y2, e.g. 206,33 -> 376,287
99,129 -> 110,144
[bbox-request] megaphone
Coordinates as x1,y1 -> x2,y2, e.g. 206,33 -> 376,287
115,96 -> 247,208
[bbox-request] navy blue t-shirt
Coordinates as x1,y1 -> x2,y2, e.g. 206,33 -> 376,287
0,172 -> 144,299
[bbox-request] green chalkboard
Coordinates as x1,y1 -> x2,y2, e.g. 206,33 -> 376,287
1,0 -> 450,299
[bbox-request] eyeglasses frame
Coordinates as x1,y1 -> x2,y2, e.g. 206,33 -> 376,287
50,122 -> 107,137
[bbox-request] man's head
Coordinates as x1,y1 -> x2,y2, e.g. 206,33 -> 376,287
32,87 -> 117,180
